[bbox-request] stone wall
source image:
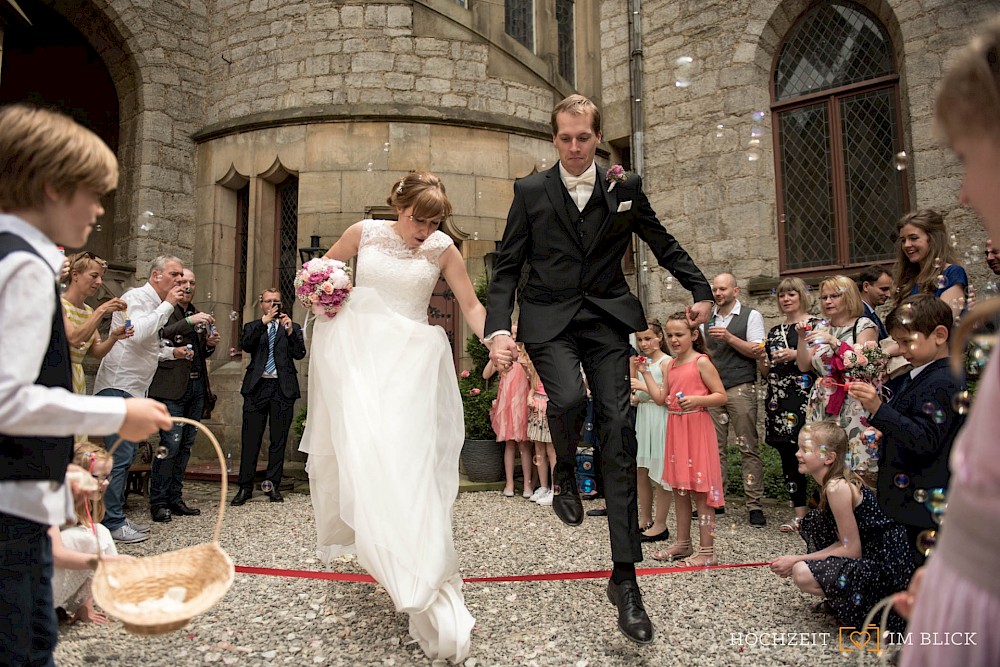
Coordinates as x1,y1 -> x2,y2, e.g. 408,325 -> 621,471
206,0 -> 573,127
601,0 -> 1000,326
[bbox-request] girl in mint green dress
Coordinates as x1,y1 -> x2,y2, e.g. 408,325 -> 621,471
630,319 -> 671,540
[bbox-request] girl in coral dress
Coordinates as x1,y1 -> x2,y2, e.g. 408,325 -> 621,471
638,311 -> 727,566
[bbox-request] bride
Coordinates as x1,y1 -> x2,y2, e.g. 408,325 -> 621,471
298,172 -> 486,663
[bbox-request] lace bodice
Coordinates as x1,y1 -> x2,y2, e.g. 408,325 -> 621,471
356,219 -> 452,323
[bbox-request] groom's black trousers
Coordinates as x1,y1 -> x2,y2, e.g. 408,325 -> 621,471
524,304 -> 643,563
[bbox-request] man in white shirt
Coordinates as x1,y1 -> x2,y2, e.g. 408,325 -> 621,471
703,273 -> 767,526
95,254 -> 185,543
0,104 -> 171,667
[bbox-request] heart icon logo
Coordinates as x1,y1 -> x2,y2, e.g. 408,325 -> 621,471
850,631 -> 872,650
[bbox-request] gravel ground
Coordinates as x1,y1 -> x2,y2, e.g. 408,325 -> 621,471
54,484 -> 875,667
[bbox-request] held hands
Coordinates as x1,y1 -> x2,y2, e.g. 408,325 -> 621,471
488,334 -> 519,370
172,346 -> 194,361
206,328 -> 221,347
847,381 -> 882,413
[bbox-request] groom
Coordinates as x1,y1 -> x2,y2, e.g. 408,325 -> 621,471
485,95 -> 712,644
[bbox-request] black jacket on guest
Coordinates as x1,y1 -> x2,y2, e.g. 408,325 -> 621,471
148,304 -> 216,401
239,319 -> 306,401
869,358 -> 965,529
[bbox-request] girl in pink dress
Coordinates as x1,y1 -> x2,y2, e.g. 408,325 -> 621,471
485,330 -> 532,498
639,311 -> 727,566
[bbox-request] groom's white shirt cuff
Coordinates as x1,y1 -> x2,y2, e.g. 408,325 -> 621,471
483,330 -> 512,343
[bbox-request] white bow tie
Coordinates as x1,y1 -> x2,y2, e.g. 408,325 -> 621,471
563,170 -> 596,191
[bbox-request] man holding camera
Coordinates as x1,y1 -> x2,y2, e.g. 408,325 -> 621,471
148,269 -> 218,522
232,288 -> 305,505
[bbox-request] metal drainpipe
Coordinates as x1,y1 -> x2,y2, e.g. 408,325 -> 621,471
627,0 -> 649,308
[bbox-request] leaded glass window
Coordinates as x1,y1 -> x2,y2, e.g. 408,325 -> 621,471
773,2 -> 907,273
506,0 -> 533,51
233,183 -> 250,350
557,0 -> 574,84
276,178 -> 299,312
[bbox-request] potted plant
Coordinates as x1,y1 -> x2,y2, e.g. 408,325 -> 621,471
458,276 -> 503,482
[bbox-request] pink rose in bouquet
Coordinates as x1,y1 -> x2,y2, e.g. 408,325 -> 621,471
295,258 -> 353,318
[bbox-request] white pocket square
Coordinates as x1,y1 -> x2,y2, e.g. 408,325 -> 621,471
616,201 -> 632,213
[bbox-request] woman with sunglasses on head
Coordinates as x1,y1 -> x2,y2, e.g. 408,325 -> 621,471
61,251 -> 131,395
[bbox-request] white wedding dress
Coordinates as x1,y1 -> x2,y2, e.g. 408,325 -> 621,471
299,220 -> 474,663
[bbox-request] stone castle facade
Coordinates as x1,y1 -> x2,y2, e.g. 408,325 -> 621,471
0,0 -> 994,458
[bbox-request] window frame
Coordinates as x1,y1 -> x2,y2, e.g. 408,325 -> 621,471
771,3 -> 909,277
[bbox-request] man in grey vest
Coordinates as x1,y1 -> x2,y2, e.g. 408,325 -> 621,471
703,273 -> 766,526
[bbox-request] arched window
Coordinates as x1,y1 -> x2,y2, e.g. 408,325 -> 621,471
773,2 -> 908,273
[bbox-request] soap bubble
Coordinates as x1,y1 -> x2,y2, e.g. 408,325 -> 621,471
894,151 -> 908,171
921,401 -> 936,415
139,210 -> 156,232
261,480 -> 274,493
952,390 -> 971,415
229,310 -> 240,321
366,162 -> 373,172
751,110 -> 766,124
893,473 -> 910,489
674,56 -> 695,88
736,436 -> 750,453
913,488 -> 928,503
383,142 -> 389,152
746,149 -> 762,162
916,529 -> 937,556
750,125 -> 766,139
94,224 -> 102,232
719,413 -> 729,424
155,445 -> 169,459
787,482 -> 798,494
897,304 -> 915,325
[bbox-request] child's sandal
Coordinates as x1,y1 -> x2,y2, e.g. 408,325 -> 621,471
651,541 -> 692,562
675,546 -> 716,567
779,517 -> 802,533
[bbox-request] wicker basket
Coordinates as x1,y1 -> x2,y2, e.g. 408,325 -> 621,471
92,417 -> 235,635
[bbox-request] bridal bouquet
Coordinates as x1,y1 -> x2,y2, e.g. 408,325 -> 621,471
295,258 -> 353,318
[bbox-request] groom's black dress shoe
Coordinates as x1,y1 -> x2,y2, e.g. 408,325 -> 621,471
607,579 -> 654,645
267,488 -> 284,503
551,467 -> 583,526
150,506 -> 172,523
231,488 -> 253,506
167,500 -> 201,516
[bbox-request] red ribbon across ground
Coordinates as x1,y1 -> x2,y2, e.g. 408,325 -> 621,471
234,561 -> 772,584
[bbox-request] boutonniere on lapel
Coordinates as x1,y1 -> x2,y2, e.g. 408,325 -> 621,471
606,165 -> 628,192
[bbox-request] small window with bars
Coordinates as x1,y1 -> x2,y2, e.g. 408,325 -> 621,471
275,177 -> 299,313
505,0 -> 533,51
773,1 -> 908,274
556,0 -> 575,84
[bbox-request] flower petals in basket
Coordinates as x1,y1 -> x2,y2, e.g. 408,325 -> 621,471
295,258 -> 353,319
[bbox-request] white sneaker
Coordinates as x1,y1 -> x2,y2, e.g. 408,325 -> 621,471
536,489 -> 554,506
110,523 -> 149,544
529,486 -> 549,502
125,518 -> 150,533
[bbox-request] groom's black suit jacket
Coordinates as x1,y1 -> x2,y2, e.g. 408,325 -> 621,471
485,163 -> 712,342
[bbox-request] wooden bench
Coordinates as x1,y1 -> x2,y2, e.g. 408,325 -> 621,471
124,441 -> 153,502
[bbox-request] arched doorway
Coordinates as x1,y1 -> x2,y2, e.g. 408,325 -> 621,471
0,0 -> 120,258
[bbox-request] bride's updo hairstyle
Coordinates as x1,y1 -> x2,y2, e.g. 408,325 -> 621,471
387,171 -> 452,222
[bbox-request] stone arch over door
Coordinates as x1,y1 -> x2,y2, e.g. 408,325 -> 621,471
1,0 -> 207,274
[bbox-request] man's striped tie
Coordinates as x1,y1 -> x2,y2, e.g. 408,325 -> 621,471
264,321 -> 277,375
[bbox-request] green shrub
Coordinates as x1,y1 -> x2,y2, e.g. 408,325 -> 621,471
724,440 -> 818,503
